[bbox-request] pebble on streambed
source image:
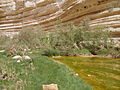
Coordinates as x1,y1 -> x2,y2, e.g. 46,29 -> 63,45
87,74 -> 92,77
75,73 -> 79,76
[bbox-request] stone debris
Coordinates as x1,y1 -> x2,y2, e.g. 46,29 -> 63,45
0,50 -> 5,53
22,56 -> 31,60
12,55 -> 22,59
17,60 -> 21,63
43,84 -> 58,90
13,55 -> 31,60
52,56 -> 61,58
87,74 -> 92,77
75,73 -> 79,76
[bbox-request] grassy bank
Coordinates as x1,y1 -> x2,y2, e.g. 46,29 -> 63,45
0,52 -> 92,90
53,56 -> 120,90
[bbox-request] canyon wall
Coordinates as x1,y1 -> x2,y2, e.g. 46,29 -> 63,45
0,0 -> 120,38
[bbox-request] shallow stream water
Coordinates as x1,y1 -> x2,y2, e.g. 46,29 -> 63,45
52,56 -> 120,90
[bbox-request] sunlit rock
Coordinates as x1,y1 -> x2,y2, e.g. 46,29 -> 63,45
43,84 -> 58,90
0,50 -> 5,53
25,1 -> 36,7
17,60 -> 21,63
22,56 -> 31,60
13,55 -> 22,59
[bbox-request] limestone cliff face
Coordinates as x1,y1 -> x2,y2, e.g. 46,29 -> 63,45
0,0 -> 120,38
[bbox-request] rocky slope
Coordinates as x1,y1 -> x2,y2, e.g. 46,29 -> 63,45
0,0 -> 120,39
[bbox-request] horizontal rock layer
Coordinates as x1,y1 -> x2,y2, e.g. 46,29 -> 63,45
0,0 -> 120,39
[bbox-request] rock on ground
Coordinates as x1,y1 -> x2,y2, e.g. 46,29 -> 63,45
43,84 -> 58,90
12,55 -> 22,59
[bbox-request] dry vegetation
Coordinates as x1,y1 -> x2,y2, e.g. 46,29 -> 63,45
0,23 -> 119,58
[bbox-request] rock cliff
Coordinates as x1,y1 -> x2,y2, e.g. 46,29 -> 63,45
0,0 -> 120,39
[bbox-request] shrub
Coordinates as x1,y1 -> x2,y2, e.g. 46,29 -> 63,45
0,22 -> 119,58
78,49 -> 91,55
60,49 -> 91,56
5,26 -> 48,56
16,27 -> 41,49
96,49 -> 109,55
0,32 -> 10,49
75,25 -> 114,55
42,48 -> 60,56
108,49 -> 120,58
49,25 -> 76,51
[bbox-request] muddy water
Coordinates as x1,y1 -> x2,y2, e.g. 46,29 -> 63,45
52,56 -> 120,90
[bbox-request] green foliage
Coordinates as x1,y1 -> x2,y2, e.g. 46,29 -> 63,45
49,25 -> 76,50
0,53 -> 92,90
42,48 -> 60,56
78,49 -> 91,55
0,22 -> 119,58
60,49 -> 91,56
96,49 -> 109,55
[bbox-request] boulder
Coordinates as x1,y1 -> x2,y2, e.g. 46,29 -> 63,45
22,56 -> 31,60
0,50 -> 5,53
43,84 -> 58,90
12,55 -> 22,59
17,60 -> 21,63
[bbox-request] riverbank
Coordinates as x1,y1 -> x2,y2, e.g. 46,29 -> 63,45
52,54 -> 117,59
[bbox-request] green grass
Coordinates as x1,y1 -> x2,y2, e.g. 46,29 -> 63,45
0,52 -> 92,90
53,56 -> 120,90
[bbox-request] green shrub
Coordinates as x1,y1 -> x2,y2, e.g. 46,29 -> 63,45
60,49 -> 91,56
78,49 -> 91,55
75,25 -> 114,55
5,26 -> 48,56
0,22 -> 119,58
96,49 -> 109,55
49,25 -> 76,51
42,48 -> 60,56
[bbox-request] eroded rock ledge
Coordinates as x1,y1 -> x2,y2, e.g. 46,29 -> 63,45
0,0 -> 120,38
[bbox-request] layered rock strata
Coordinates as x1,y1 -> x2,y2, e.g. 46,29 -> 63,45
0,0 -> 120,39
